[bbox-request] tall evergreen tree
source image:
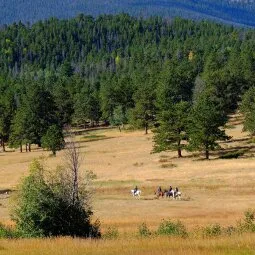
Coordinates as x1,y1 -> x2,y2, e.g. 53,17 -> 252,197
130,80 -> 156,134
153,101 -> 190,158
188,90 -> 228,159
241,87 -> 255,135
41,125 -> 65,156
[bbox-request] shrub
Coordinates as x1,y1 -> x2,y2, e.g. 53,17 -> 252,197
157,220 -> 187,237
237,209 -> 255,233
103,227 -> 119,240
12,159 -> 101,238
138,223 -> 151,237
0,223 -> 19,239
202,224 -> 222,237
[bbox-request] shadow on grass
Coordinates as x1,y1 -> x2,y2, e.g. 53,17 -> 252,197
0,189 -> 12,195
219,137 -> 250,144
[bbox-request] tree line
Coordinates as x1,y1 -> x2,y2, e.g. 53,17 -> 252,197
0,14 -> 255,157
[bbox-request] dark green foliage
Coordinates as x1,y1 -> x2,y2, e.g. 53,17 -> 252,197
12,160 -> 101,238
9,85 -> 58,149
73,87 -> 101,127
188,90 -> 229,159
241,87 -> 255,135
153,101 -> 191,158
0,15 -> 255,150
53,84 -> 74,126
41,125 -> 65,156
130,79 -> 156,134
0,85 -> 16,151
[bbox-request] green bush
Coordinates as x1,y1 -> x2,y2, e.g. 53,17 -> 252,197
0,223 -> 19,239
103,227 -> 119,240
202,224 -> 222,237
138,223 -> 151,237
12,160 -> 101,238
157,220 -> 187,237
237,209 -> 255,233
219,149 -> 246,159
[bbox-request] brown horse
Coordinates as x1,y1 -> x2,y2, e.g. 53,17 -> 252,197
155,190 -> 165,199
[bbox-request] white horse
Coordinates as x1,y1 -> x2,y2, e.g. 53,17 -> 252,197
174,191 -> 182,200
131,189 -> 141,198
166,190 -> 182,200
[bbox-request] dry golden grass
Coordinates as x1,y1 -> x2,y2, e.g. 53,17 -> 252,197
1,235 -> 255,255
1,113 -> 255,236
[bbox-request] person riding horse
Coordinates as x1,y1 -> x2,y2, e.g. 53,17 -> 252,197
134,185 -> 138,195
165,185 -> 174,198
155,186 -> 164,198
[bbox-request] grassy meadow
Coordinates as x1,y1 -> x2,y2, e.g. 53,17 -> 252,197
1,235 -> 255,255
1,114 -> 255,254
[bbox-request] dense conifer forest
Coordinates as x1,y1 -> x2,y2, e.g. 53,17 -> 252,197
0,14 -> 255,158
1,0 -> 255,27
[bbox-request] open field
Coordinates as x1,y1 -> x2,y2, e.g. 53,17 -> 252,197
1,235 -> 255,255
1,114 -> 255,253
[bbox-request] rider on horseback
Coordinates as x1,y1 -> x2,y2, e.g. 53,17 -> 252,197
157,186 -> 162,193
134,185 -> 138,195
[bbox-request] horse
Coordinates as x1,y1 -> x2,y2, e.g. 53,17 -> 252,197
131,189 -> 141,198
165,190 -> 182,200
175,191 -> 182,200
155,190 -> 165,199
165,190 -> 175,199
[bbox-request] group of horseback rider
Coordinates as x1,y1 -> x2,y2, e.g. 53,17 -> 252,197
133,185 -> 180,198
156,185 -> 180,198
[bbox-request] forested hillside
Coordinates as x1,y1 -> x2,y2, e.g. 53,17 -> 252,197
1,0 -> 255,26
0,15 -> 255,158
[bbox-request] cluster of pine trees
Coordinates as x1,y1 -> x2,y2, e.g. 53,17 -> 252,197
0,14 -> 255,157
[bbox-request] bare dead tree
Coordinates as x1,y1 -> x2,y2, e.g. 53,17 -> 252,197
64,132 -> 83,205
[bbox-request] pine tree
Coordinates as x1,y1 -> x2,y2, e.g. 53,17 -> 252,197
130,80 -> 156,134
241,87 -> 255,135
188,90 -> 228,159
41,125 -> 65,156
153,101 -> 190,158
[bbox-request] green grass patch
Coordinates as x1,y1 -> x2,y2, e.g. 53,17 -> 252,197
81,134 -> 113,142
161,163 -> 177,169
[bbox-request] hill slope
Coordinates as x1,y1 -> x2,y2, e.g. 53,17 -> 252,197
1,0 -> 255,26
